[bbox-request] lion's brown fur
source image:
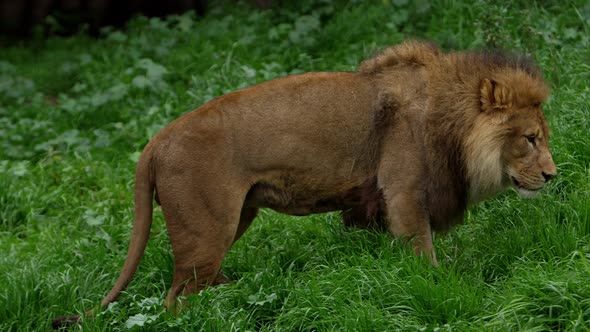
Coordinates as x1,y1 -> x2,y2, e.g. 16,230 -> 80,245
53,41 -> 556,328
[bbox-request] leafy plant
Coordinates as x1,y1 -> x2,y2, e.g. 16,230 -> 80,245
0,1 -> 588,331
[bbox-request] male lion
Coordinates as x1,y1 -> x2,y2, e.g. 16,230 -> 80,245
53,40 -> 556,327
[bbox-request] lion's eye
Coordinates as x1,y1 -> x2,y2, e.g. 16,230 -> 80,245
526,135 -> 536,146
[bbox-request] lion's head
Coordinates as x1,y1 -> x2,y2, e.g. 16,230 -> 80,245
465,68 -> 556,202
501,101 -> 556,199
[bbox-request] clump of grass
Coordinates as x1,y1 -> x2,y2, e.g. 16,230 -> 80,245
0,1 -> 589,331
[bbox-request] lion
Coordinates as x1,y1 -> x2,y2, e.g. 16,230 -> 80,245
53,40 -> 556,328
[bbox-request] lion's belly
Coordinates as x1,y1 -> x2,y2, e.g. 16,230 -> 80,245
244,179 -> 368,216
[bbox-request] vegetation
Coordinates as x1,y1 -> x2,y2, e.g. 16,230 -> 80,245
1,0 -> 589,330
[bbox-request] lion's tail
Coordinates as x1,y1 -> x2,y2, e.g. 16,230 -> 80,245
52,146 -> 155,330
100,146 -> 155,307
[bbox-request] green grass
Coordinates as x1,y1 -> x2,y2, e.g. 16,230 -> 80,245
1,0 -> 589,330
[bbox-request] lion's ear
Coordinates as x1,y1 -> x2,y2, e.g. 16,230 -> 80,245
480,78 -> 513,112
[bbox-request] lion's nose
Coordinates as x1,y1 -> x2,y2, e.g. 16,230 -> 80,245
542,171 -> 556,182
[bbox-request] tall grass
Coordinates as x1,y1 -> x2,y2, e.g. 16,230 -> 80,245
0,0 -> 589,330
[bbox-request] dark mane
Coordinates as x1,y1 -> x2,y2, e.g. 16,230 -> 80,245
466,50 -> 542,78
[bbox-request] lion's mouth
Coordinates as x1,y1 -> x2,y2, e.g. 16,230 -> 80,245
510,176 -> 542,199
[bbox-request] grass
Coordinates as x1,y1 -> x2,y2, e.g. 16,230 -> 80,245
0,0 -> 589,330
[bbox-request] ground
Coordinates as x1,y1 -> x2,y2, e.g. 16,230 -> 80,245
0,0 -> 589,331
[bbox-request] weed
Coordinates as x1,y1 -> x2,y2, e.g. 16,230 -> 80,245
0,1 -> 588,331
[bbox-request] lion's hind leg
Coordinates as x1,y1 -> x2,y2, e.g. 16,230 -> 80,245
156,172 -> 249,311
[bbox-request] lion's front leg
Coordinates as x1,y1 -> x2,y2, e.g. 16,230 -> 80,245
384,190 -> 438,266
